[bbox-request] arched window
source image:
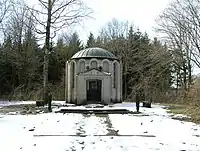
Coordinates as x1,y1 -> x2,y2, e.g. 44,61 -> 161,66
79,61 -> 85,72
71,62 -> 75,88
103,61 -> 109,72
91,61 -> 97,69
113,62 -> 117,88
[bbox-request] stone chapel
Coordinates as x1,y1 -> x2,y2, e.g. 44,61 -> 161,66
65,47 -> 122,105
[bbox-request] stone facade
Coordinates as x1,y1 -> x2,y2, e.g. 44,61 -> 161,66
65,48 -> 122,105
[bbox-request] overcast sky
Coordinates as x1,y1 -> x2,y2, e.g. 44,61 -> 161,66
27,0 -> 171,43
76,0 -> 200,74
75,0 -> 171,43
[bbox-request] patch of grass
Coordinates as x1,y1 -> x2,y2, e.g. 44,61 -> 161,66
94,114 -> 108,118
163,103 -> 200,124
165,104 -> 187,114
184,105 -> 200,123
0,104 -> 49,114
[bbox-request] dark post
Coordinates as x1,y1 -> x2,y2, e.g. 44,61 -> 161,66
47,90 -> 52,112
136,91 -> 140,112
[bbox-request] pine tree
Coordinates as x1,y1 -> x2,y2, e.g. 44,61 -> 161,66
68,32 -> 83,57
86,32 -> 96,48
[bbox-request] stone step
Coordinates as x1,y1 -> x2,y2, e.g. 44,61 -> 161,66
55,107 -> 134,114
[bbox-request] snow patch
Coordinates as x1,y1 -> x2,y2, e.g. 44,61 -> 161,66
0,102 -> 200,151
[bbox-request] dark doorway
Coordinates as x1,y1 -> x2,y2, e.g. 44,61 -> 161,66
87,79 -> 102,103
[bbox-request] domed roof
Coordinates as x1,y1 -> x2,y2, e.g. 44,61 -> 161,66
70,47 -> 118,60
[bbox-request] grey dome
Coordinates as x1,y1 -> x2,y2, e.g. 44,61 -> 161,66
71,47 -> 118,60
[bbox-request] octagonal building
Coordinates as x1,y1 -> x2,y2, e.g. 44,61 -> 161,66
65,47 -> 122,105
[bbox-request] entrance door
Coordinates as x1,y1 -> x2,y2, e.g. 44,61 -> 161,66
87,79 -> 102,103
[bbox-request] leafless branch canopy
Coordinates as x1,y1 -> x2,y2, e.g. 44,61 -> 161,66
156,0 -> 200,68
26,0 -> 92,38
0,0 -> 11,24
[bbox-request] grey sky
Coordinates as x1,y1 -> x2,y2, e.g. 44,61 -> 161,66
27,0 -> 170,43
75,0 -> 171,43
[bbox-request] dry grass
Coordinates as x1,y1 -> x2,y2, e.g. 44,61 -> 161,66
164,103 -> 200,124
183,105 -> 200,123
0,104 -> 49,114
163,77 -> 200,124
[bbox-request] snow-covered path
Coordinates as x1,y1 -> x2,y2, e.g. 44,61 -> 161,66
0,103 -> 200,151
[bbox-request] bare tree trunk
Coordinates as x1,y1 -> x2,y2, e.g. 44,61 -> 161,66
183,65 -> 187,90
43,0 -> 52,101
176,70 -> 179,96
144,81 -> 148,102
25,0 -> 91,101
188,61 -> 192,85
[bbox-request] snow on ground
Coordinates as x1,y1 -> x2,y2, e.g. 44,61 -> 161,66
0,100 -> 35,107
110,114 -> 200,150
0,102 -> 200,151
0,100 -> 67,107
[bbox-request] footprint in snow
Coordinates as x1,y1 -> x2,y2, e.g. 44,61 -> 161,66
79,141 -> 84,145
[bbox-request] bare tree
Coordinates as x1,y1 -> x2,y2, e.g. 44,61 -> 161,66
27,0 -> 92,101
0,0 -> 11,39
99,19 -> 131,100
99,18 -> 130,40
156,0 -> 195,90
0,0 -> 11,24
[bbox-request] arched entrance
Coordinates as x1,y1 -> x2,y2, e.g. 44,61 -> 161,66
86,79 -> 102,103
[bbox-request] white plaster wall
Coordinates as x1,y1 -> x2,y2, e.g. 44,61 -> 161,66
89,58 -> 99,69
102,59 -> 111,72
76,70 -> 112,104
112,89 -> 116,101
76,76 -> 86,104
74,61 -> 78,102
66,58 -> 121,104
67,62 -> 71,102
117,62 -> 121,102
111,61 -> 116,102
67,60 -> 78,103
102,77 -> 111,103
65,61 -> 68,102
78,59 -> 86,73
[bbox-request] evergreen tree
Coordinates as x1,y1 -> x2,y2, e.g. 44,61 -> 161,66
68,32 -> 83,57
86,32 -> 96,48
95,36 -> 103,47
49,37 -> 66,82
